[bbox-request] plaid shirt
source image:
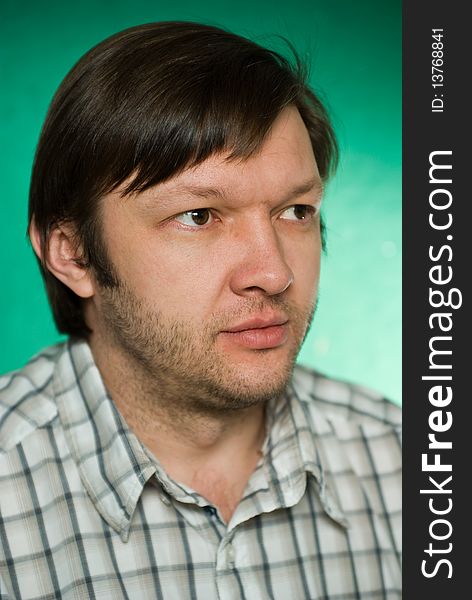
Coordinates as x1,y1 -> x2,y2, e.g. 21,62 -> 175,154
0,339 -> 401,599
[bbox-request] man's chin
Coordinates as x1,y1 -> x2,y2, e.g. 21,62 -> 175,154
191,379 -> 290,413
191,350 -> 297,412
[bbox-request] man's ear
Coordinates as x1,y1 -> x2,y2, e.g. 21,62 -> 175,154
29,220 -> 95,299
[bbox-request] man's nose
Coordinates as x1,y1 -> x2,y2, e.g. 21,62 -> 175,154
228,220 -> 294,297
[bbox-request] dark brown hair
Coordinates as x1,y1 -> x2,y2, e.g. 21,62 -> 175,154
28,21 -> 338,337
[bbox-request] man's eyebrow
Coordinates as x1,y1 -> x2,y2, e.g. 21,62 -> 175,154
286,177 -> 324,200
138,176 -> 323,211
169,177 -> 323,202
170,184 -> 230,201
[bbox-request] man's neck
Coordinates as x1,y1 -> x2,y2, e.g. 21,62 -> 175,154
88,334 -> 267,522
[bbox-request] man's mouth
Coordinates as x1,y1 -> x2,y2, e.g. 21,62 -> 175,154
220,315 -> 289,350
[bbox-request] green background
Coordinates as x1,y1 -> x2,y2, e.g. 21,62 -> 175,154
0,0 -> 401,403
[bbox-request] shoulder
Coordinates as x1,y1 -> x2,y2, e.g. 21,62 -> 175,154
291,363 -> 401,431
0,344 -> 64,452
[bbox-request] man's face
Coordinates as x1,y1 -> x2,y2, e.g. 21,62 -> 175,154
90,107 -> 323,411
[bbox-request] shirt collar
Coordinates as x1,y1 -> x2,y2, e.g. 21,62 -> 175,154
53,338 -> 348,539
262,380 -> 349,528
53,338 -> 156,542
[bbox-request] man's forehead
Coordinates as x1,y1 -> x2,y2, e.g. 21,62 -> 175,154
124,110 -> 322,209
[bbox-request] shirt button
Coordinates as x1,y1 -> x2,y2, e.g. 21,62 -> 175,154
204,506 -> 217,517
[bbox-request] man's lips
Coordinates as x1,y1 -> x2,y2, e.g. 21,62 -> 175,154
220,316 -> 289,350
223,315 -> 289,333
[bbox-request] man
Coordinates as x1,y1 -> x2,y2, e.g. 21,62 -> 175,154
0,22 -> 401,599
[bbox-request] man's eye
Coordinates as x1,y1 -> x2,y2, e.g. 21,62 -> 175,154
175,209 -> 213,227
280,205 -> 317,221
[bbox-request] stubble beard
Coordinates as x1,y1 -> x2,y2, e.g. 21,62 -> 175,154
98,279 -> 316,415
